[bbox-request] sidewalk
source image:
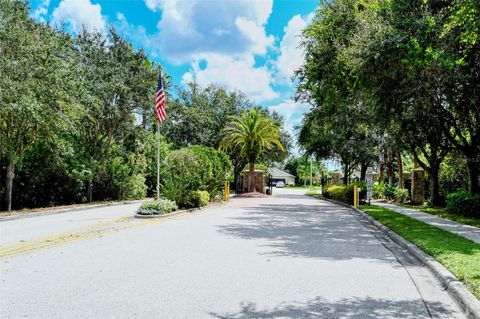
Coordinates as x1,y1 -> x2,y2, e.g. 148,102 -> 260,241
0,199 -> 146,221
373,202 -> 480,245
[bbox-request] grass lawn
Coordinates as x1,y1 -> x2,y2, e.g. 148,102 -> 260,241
360,204 -> 480,300
306,189 -> 323,199
286,185 -> 322,190
401,204 -> 480,229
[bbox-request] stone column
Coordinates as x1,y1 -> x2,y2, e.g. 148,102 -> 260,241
331,172 -> 340,185
411,168 -> 425,205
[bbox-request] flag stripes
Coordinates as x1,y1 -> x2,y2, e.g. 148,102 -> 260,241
155,73 -> 166,122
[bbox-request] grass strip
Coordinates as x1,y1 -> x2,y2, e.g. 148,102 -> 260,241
306,190 -> 323,199
360,204 -> 480,300
401,204 -> 480,229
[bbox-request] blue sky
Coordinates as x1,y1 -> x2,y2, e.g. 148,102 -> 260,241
28,0 -> 318,144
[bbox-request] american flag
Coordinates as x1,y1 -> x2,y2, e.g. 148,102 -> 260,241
155,73 -> 166,122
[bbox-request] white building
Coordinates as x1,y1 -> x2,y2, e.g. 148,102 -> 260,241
268,168 -> 295,186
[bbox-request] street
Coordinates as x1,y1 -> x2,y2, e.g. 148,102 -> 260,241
0,189 -> 463,318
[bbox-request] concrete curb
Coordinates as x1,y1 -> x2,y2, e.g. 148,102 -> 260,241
0,199 -> 147,222
311,195 -> 480,319
134,201 -> 226,219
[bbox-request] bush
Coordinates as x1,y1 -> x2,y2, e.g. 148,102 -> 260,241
188,190 -> 210,208
323,183 -> 366,205
137,199 -> 178,215
161,146 -> 232,207
383,185 -> 396,200
373,182 -> 384,199
394,188 -> 410,204
446,190 -> 480,216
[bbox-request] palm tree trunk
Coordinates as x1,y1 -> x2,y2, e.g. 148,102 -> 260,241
248,158 -> 255,193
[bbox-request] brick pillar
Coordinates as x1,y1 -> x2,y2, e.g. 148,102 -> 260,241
331,172 -> 340,185
411,168 -> 425,205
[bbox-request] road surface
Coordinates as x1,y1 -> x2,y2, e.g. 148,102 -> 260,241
0,188 -> 464,318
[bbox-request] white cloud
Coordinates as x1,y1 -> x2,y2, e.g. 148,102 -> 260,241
182,54 -> 277,103
143,0 -> 274,63
235,17 -> 274,55
275,13 -> 313,84
268,99 -> 311,138
32,0 -> 51,22
52,0 -> 106,33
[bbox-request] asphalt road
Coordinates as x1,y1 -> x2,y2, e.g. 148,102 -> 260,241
0,188 -> 464,318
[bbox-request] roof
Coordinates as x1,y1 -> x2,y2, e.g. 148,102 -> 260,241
268,167 -> 295,178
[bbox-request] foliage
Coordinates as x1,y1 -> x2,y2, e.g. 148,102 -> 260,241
296,0 -> 480,204
161,146 -> 232,207
0,0 -> 78,210
2,1 -> 289,212
372,182 -> 384,199
383,185 -> 396,201
220,108 -> 284,192
137,199 -> 177,215
394,188 -> 410,204
188,190 -> 210,208
323,183 -> 366,205
360,205 -> 480,300
446,190 -> 480,217
155,83 -> 292,192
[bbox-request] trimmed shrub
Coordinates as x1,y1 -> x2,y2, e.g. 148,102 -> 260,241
446,190 -> 480,216
394,188 -> 410,204
137,199 -> 177,215
323,183 -> 366,205
188,190 -> 210,208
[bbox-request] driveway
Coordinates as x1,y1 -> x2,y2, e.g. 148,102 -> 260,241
0,188 -> 463,318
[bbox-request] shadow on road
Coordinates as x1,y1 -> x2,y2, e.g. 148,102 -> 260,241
208,296 -> 453,318
217,200 -> 399,262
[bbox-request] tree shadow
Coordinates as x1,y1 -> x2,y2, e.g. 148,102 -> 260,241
208,296 -> 453,318
218,199 -> 400,262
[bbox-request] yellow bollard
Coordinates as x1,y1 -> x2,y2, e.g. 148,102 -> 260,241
224,181 -> 230,201
354,184 -> 358,208
224,181 -> 227,201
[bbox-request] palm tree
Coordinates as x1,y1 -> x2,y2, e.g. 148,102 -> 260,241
220,109 -> 285,192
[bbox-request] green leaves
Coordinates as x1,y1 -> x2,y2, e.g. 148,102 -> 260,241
220,108 -> 285,162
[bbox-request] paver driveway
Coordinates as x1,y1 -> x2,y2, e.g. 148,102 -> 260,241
0,188 -> 464,318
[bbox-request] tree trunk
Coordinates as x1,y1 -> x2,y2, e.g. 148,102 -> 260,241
397,152 -> 404,189
360,162 -> 368,181
343,164 -> 349,185
467,157 -> 479,194
87,180 -> 93,202
5,158 -> 14,211
379,162 -> 384,182
248,158 -> 255,193
304,178 -> 307,187
430,164 -> 441,206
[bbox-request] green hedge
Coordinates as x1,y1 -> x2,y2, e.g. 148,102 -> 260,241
446,190 -> 480,217
161,146 -> 232,207
323,182 -> 366,204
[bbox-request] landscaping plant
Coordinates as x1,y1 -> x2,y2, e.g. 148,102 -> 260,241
137,199 -> 177,215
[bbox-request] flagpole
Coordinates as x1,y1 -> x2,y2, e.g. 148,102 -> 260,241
156,121 -> 160,201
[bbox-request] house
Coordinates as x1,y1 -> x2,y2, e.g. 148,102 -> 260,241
268,168 -> 295,186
